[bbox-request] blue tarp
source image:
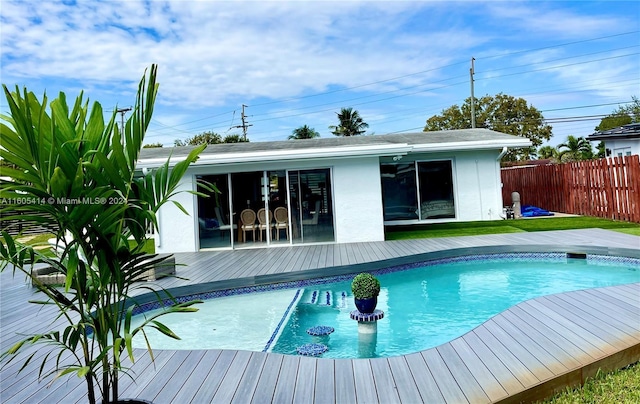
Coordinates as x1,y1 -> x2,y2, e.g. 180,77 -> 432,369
521,205 -> 554,217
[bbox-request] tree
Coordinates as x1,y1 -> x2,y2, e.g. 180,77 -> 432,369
595,96 -> 640,132
175,131 -> 222,146
329,107 -> 369,136
537,145 -> 558,160
424,93 -> 553,162
596,141 -> 606,158
557,135 -> 594,162
143,142 -> 163,148
174,131 -> 248,146
0,65 -> 207,404
222,134 -> 249,143
289,125 -> 320,140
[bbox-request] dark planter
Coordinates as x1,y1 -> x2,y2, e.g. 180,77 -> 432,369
354,297 -> 377,313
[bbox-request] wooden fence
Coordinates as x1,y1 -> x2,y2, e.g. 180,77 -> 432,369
501,155 -> 640,223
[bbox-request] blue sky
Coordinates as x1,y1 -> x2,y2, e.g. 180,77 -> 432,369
1,1 -> 638,148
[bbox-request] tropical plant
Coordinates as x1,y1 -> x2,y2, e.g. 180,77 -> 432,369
0,65 -> 207,404
351,272 -> 381,299
557,135 -> 594,162
538,145 -> 558,160
329,107 -> 369,136
424,93 -> 552,162
289,125 -> 320,140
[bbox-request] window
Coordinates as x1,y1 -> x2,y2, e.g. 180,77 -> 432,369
381,163 -> 418,220
417,161 -> 455,219
381,160 -> 455,222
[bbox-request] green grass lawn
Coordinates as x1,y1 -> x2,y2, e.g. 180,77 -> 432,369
540,362 -> 640,404
385,216 -> 640,240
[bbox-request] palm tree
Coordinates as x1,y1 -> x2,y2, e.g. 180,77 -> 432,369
329,107 -> 369,136
537,145 -> 558,160
289,125 -> 320,140
557,135 -> 593,162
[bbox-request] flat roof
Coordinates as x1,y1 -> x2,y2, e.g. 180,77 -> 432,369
138,129 -> 531,167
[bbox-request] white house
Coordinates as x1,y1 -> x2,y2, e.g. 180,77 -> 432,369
588,123 -> 640,157
138,129 -> 531,253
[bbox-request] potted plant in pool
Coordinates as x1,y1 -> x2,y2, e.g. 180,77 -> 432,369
0,65 -> 212,404
351,272 -> 381,313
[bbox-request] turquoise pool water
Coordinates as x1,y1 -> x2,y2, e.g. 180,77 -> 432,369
130,254 -> 640,358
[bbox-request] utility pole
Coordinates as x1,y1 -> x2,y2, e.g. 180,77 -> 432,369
470,57 -> 476,129
116,107 -> 132,133
231,104 -> 252,141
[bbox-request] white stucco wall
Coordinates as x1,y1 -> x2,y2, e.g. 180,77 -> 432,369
331,157 -> 385,243
156,175 -> 198,254
602,138 -> 640,157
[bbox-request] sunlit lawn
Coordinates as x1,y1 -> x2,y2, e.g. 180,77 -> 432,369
539,363 -> 640,404
385,216 -> 640,240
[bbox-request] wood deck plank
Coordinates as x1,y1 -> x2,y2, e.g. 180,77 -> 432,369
352,359 -> 378,403
436,344 -> 491,403
369,358 -> 402,404
542,294 -> 640,345
403,353 -> 448,402
480,318 -> 558,380
212,350 -> 254,403
554,293 -> 640,338
272,354 -> 300,404
292,357 -> 317,404
496,310 -> 583,369
251,354 -> 283,404
150,350 -> 207,402
449,337 -> 509,402
421,348 -> 470,403
230,352 -> 267,404
386,356 -> 425,403
172,350 -> 223,402
460,330 -> 527,396
522,299 -> 617,356
190,350 -> 237,402
314,358 -> 336,404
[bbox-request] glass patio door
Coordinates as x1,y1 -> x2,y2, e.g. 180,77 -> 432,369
288,168 -> 334,244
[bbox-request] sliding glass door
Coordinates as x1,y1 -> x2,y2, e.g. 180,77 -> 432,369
196,174 -> 234,249
289,168 -> 334,244
197,168 -> 334,249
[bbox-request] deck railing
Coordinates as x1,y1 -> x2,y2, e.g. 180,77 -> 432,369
501,155 -> 640,223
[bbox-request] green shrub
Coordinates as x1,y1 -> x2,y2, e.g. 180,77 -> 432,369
351,272 -> 381,299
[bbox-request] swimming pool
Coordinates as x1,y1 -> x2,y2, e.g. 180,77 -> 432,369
129,253 -> 640,358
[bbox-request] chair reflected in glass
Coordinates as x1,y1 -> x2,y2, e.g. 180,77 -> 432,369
240,209 -> 257,242
273,207 -> 289,240
257,208 -> 274,241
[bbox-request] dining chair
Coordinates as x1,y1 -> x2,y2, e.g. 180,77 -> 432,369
273,207 -> 289,240
240,209 -> 257,242
257,208 -> 274,241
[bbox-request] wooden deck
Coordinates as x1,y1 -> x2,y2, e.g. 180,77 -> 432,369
1,229 -> 639,403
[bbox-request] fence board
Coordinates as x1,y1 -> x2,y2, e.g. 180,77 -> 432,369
501,155 -> 640,223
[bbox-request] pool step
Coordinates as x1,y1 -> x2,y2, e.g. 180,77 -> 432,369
302,290 -> 349,308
